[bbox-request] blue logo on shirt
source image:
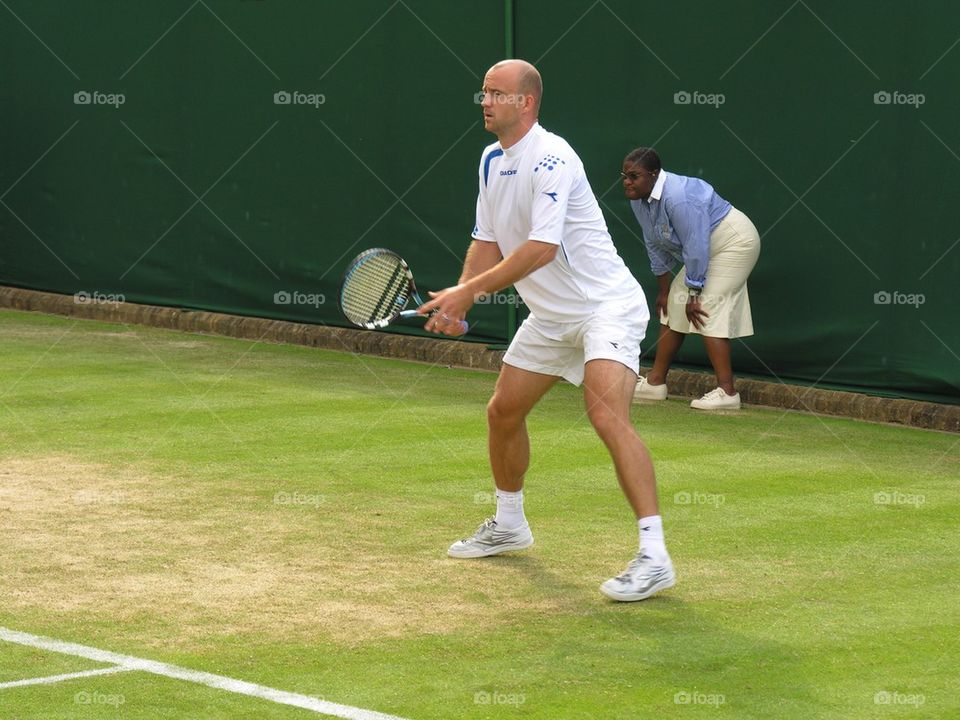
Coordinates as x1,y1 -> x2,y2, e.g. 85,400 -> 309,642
543,192 -> 558,202
534,154 -> 566,173
499,169 -> 517,176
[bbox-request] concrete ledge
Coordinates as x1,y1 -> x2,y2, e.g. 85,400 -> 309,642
0,286 -> 504,373
650,370 -> 958,432
2,286 -> 957,433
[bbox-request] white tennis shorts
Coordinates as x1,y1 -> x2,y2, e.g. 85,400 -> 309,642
503,291 -> 649,386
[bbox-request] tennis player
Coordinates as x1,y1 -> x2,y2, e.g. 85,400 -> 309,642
419,59 -> 674,601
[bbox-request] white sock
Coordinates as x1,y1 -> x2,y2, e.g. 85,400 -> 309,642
495,489 -> 526,529
639,515 -> 668,563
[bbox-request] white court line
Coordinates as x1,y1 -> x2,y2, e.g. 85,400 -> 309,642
0,628 -> 410,720
0,665 -> 134,689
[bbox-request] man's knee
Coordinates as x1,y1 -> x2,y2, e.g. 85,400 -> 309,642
586,400 -> 634,443
487,392 -> 526,429
586,405 -> 615,437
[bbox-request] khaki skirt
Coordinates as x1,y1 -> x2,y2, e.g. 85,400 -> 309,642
662,207 -> 760,338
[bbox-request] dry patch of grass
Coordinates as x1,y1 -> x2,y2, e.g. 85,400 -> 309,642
0,456 -> 566,650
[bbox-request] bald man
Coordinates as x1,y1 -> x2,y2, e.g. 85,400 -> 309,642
420,59 -> 675,602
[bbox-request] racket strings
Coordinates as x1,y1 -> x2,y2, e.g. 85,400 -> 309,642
341,253 -> 411,326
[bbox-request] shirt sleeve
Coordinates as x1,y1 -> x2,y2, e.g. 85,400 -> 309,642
527,155 -> 575,246
647,243 -> 675,277
667,200 -> 711,289
471,158 -> 495,242
472,190 -> 495,242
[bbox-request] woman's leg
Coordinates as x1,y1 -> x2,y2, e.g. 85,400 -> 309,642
644,325 -> 686,385
702,336 -> 735,395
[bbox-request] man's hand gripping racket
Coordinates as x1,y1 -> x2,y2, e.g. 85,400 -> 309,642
338,248 -> 469,336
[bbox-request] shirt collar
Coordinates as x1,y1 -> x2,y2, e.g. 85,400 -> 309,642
647,169 -> 667,203
502,122 -> 541,158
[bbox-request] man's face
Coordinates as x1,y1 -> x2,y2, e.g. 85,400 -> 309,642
478,65 -> 525,135
621,161 -> 658,201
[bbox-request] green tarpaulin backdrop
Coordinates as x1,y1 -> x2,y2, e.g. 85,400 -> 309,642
2,1 -> 957,402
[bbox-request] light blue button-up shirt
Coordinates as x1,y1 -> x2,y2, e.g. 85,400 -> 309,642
629,170 -> 731,289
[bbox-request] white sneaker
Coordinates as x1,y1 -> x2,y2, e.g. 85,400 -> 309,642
600,553 -> 675,601
691,387 -> 741,410
447,517 -> 534,558
635,376 -> 667,400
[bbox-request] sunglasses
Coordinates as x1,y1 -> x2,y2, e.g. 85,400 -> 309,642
620,171 -> 656,181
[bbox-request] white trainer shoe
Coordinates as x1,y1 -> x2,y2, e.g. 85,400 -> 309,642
635,376 -> 668,400
447,517 -> 534,559
691,387 -> 741,410
600,552 -> 675,601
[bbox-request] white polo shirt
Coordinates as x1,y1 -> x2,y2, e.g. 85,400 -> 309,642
472,123 -> 642,322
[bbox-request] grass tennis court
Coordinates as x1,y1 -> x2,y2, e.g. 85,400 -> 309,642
1,308 -> 957,719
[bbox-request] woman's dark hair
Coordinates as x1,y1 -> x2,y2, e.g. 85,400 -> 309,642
624,147 -> 661,173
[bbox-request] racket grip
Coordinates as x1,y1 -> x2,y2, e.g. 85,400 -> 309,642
459,320 -> 469,334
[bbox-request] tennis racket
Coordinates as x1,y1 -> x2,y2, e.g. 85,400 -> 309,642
339,248 -> 469,333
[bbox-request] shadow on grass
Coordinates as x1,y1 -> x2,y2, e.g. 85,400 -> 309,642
455,553 -> 827,719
